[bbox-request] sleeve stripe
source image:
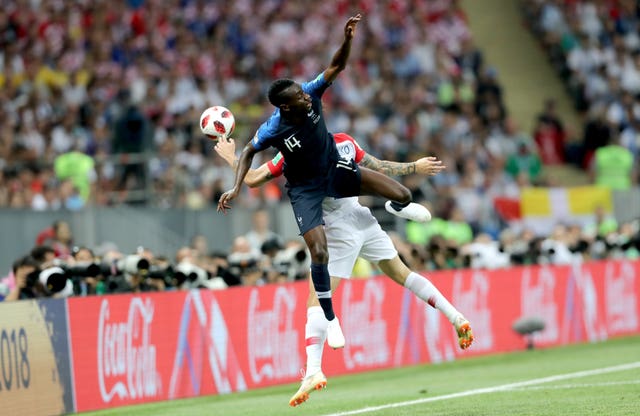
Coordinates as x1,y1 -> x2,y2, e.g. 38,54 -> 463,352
267,153 -> 284,177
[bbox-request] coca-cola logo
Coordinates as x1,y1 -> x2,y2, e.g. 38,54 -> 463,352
247,287 -> 300,382
421,303 -> 456,364
168,290 -> 247,397
452,270 -> 492,350
521,267 -> 558,343
97,298 -> 162,402
606,261 -> 638,333
341,279 -> 389,369
566,263 -> 607,342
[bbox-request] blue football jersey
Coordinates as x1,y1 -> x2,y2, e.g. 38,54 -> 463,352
252,73 -> 338,186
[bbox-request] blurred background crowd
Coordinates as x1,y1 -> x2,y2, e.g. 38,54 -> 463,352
1,208 -> 639,301
0,0 -> 561,215
1,0 -> 639,299
521,0 -> 639,179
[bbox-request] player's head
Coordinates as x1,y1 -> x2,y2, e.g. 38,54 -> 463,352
267,79 -> 311,116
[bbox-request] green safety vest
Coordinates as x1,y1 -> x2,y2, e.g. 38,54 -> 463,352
595,145 -> 633,190
54,152 -> 95,201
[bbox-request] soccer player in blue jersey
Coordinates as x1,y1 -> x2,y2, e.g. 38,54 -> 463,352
215,134 -> 475,406
217,14 -> 430,349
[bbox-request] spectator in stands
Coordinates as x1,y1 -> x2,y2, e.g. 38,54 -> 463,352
0,0 -> 518,235
190,234 -> 209,260
580,103 -> 612,168
524,0 -> 640,182
112,93 -> 151,193
505,138 -> 543,184
590,134 -> 634,190
54,149 -> 96,203
583,205 -> 619,239
244,208 -> 283,254
534,99 -> 567,164
619,107 -> 640,161
35,220 -> 73,259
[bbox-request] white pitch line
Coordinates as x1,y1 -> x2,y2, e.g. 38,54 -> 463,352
509,380 -> 640,391
321,361 -> 640,416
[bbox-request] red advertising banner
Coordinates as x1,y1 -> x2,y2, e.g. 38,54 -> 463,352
67,260 -> 640,412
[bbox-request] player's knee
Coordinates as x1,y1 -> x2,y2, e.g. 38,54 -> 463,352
395,185 -> 412,204
308,243 -> 329,264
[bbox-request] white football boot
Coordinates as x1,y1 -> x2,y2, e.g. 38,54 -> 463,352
289,371 -> 327,407
385,201 -> 432,222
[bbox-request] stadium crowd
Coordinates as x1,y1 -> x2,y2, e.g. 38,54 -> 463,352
0,0 -> 560,234
1,0 -> 639,300
521,0 -> 639,185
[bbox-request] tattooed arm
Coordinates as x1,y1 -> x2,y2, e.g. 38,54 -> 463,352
358,153 -> 445,177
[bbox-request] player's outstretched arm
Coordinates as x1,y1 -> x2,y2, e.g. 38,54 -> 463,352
323,13 -> 362,83
217,141 -> 259,213
359,154 -> 446,177
214,138 -> 274,188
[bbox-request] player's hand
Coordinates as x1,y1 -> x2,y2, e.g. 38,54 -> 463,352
344,14 -> 362,39
214,136 -> 237,167
217,188 -> 239,213
414,156 -> 446,176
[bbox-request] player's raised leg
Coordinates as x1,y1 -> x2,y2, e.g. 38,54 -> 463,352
378,256 -> 474,349
359,167 -> 431,223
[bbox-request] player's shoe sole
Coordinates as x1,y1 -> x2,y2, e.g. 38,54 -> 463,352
289,371 -> 327,407
327,317 -> 345,349
454,315 -> 474,350
385,201 -> 432,222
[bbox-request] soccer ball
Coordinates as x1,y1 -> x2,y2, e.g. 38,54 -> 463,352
200,106 -> 235,139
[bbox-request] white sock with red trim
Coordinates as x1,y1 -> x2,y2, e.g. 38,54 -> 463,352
404,272 -> 460,324
305,306 -> 328,376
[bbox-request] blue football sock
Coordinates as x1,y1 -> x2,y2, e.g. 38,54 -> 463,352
310,263 -> 335,321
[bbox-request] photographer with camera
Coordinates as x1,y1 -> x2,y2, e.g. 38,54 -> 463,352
1,245 -> 76,300
113,251 -> 167,293
0,255 -> 41,301
227,250 -> 265,287
171,246 -> 227,290
270,240 -> 312,283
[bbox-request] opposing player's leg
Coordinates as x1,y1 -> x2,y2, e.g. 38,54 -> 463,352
290,277 -> 342,407
291,216 -> 360,407
353,217 -> 472,349
377,256 -> 474,349
359,167 -> 431,223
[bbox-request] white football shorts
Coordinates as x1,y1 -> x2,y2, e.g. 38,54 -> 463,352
324,203 -> 397,279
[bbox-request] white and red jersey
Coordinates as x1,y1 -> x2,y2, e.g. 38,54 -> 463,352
268,132 -> 397,276
267,132 -> 367,219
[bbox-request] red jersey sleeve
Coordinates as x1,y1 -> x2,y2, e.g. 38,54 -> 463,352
333,132 -> 367,163
267,152 -> 285,177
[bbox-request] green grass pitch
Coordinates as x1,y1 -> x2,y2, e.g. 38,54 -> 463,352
81,335 -> 640,416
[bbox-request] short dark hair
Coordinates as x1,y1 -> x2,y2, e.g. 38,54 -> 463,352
267,79 -> 295,107
12,255 -> 40,274
30,245 -> 55,263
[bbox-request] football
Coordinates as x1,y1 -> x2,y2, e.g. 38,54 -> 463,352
200,106 -> 235,139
